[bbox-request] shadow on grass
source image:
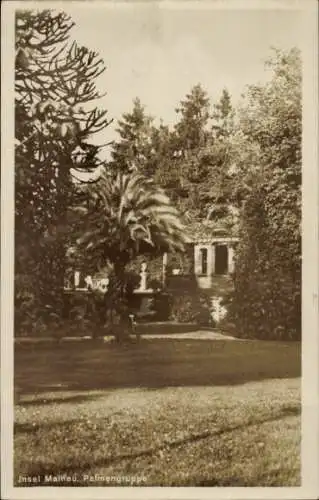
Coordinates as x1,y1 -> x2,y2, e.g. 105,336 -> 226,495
196,477 -> 251,486
15,338 -> 301,396
15,393 -> 105,408
196,466 -> 300,487
14,404 -> 300,482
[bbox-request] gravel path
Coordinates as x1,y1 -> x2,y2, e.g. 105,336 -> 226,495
139,331 -> 241,341
15,330 -> 241,343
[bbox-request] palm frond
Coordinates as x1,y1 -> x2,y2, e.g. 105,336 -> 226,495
71,170 -> 186,269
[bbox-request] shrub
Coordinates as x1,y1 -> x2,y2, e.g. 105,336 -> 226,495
169,291 -> 213,326
153,293 -> 171,321
15,274 -> 64,337
227,49 -> 301,341
15,275 -> 38,336
227,185 -> 301,341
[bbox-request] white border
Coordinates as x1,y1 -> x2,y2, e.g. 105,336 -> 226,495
1,1 -> 318,499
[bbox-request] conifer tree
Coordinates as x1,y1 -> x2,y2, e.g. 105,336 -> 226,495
15,9 -> 111,330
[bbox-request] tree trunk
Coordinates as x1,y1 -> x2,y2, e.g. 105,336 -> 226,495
110,260 -> 130,343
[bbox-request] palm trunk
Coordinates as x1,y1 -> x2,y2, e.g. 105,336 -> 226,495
106,259 -> 130,343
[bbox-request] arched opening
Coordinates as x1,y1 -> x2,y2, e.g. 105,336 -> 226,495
215,245 -> 228,275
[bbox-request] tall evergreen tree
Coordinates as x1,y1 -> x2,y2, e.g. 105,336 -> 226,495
111,98 -> 153,174
15,9 -> 111,331
211,88 -> 234,139
202,88 -> 236,222
171,85 -> 237,225
160,84 -> 212,217
174,83 -> 211,153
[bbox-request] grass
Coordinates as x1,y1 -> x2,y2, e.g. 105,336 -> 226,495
14,338 -> 301,487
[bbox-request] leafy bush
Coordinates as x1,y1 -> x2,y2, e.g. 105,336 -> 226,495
169,291 -> 213,326
152,293 -> 170,321
15,274 -> 64,337
227,185 -> 301,340
63,271 -> 141,339
15,275 -> 37,336
227,49 -> 301,341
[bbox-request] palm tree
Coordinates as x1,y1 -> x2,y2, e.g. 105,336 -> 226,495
71,170 -> 186,339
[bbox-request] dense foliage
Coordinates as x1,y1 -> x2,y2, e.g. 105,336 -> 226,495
108,50 -> 302,340
110,97 -> 154,175
15,9 -> 111,334
14,9 -> 301,342
227,48 -> 302,340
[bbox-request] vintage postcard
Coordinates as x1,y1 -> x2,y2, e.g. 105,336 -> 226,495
1,0 -> 318,499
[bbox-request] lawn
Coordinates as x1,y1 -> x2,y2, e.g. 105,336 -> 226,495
14,338 -> 301,487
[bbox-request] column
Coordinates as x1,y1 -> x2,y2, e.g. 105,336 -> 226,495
211,244 -> 216,275
207,246 -> 214,276
194,245 -> 203,275
162,252 -> 168,288
228,245 -> 235,274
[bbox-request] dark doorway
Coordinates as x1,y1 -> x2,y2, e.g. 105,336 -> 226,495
200,248 -> 208,275
215,245 -> 228,275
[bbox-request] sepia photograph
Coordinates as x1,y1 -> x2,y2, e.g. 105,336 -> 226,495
1,0 -> 318,498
